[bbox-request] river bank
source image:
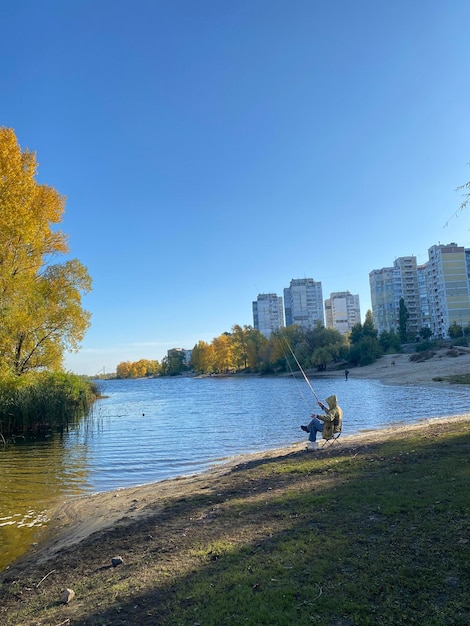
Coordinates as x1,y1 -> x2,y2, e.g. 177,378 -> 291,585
311,346 -> 470,386
4,347 -> 470,571
11,413 -> 470,570
2,412 -> 469,625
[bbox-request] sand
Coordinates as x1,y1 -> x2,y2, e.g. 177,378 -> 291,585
13,348 -> 470,567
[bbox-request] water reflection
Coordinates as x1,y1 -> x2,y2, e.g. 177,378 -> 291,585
1,376 -> 468,571
0,435 -> 90,570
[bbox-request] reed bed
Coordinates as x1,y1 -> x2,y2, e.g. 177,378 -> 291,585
0,372 -> 99,439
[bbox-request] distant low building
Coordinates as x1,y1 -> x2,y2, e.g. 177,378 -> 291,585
167,348 -> 192,365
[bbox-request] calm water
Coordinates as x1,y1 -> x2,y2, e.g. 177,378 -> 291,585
1,375 -> 469,570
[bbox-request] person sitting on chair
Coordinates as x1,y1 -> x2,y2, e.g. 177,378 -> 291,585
301,395 -> 343,449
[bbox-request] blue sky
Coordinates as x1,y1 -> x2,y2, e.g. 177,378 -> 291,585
2,0 -> 470,375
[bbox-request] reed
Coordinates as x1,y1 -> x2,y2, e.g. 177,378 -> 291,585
0,372 -> 99,439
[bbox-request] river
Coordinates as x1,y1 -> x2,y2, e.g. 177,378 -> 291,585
1,375 -> 469,571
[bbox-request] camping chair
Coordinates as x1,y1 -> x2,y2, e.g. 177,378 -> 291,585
321,429 -> 342,448
305,427 -> 341,452
321,408 -> 343,448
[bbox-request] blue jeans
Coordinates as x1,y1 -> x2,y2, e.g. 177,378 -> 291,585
307,417 -> 324,442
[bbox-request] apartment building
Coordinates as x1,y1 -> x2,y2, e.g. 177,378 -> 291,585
325,291 -> 361,334
417,264 -> 431,329
283,278 -> 324,328
393,256 -> 422,336
370,244 -> 470,338
252,293 -> 285,338
369,266 -> 399,334
426,243 -> 470,337
370,256 -> 422,336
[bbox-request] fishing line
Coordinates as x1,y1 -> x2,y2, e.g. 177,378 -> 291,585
280,332 -> 321,404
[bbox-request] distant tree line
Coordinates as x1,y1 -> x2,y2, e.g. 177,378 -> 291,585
115,305 -> 470,379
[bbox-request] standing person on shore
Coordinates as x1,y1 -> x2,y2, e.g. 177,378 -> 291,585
301,395 -> 343,450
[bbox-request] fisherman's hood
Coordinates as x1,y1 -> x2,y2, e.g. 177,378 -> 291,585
325,395 -> 337,409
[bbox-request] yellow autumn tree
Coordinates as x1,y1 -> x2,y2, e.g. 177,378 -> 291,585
0,128 -> 92,376
191,340 -> 214,374
212,333 -> 234,373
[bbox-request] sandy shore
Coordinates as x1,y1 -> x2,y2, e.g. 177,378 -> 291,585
11,348 -> 470,569
311,345 -> 470,386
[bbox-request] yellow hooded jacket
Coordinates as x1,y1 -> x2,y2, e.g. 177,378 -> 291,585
318,395 -> 343,440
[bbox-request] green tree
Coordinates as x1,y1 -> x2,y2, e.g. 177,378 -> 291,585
165,349 -> 187,376
448,321 -> 463,339
349,336 -> 382,366
363,310 -> 378,339
311,347 -> 331,371
419,326 -> 433,341
398,298 -> 409,343
0,128 -> 91,376
379,329 -> 401,353
349,310 -> 382,366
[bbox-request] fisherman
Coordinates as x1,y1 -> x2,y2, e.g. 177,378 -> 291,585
301,395 -> 343,450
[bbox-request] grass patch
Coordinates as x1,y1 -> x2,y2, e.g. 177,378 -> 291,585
1,420 -> 469,625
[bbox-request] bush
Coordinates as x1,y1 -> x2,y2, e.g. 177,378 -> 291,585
348,337 -> 383,366
415,340 -> 436,352
409,350 -> 435,362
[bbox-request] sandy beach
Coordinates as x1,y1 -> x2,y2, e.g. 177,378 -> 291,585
7,348 -> 470,570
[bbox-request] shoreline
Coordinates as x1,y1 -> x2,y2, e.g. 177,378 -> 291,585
4,347 -> 470,573
10,411 -> 469,572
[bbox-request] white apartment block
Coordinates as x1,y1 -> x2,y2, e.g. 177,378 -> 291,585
252,293 -> 284,338
283,278 -> 324,328
325,291 -> 361,334
426,243 -> 470,337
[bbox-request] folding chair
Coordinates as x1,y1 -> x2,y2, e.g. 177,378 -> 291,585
321,429 -> 342,448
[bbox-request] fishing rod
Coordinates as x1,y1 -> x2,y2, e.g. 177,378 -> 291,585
280,333 -> 322,404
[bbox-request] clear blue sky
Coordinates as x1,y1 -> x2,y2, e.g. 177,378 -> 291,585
2,1 -> 470,375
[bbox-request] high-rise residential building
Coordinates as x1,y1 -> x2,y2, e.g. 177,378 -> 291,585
370,256 -> 422,337
393,256 -> 422,337
369,266 -> 399,334
426,243 -> 470,337
252,293 -> 284,338
325,291 -> 361,334
370,244 -> 470,339
465,248 -> 470,288
417,264 -> 431,330
283,278 -> 324,328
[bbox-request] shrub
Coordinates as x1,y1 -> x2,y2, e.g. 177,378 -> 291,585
409,350 -> 435,362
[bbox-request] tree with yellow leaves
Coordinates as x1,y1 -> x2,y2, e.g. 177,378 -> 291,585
0,128 -> 92,376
